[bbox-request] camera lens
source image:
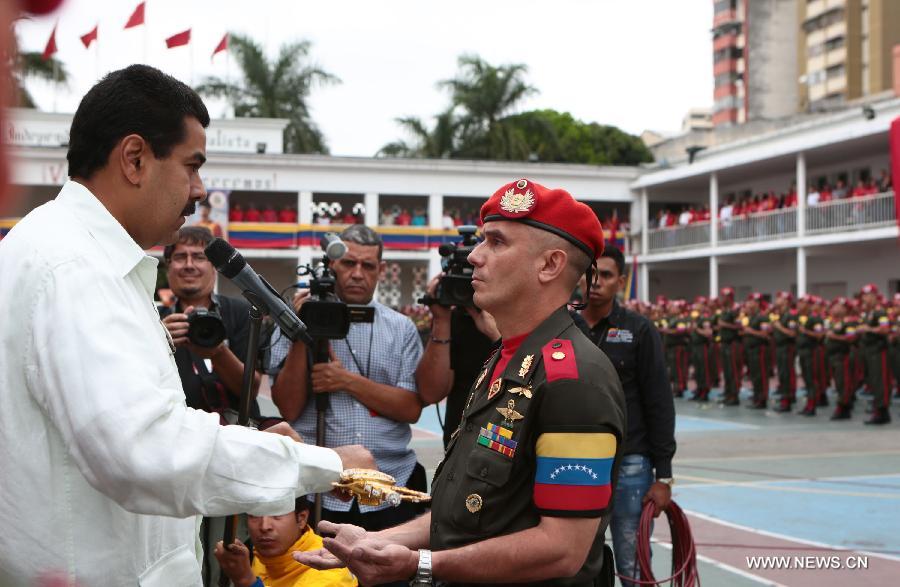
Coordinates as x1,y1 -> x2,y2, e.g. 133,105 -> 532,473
187,308 -> 227,348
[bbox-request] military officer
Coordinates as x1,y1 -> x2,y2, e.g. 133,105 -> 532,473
664,301 -> 690,397
827,298 -> 859,420
717,287 -> 743,406
888,293 -> 900,396
742,293 -> 772,409
857,284 -> 892,424
295,179 -> 626,587
796,296 -> 827,415
771,292 -> 798,412
690,297 -> 714,401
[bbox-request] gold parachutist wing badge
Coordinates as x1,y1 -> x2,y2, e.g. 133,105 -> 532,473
496,399 -> 524,425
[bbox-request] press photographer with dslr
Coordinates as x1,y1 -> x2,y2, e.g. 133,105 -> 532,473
268,225 -> 427,539
160,225 -> 267,586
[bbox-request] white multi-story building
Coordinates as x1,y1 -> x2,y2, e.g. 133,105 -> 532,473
633,95 -> 900,302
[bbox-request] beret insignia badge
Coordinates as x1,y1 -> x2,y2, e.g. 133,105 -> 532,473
499,186 -> 535,217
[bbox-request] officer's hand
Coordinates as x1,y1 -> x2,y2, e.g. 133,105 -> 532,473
213,540 -> 257,587
311,350 -> 352,392
326,541 -> 418,586
332,444 -> 377,471
643,482 -> 672,518
292,289 -> 311,313
162,306 -> 193,347
262,421 -> 304,443
294,521 -> 370,569
425,275 -> 452,322
465,306 -> 500,342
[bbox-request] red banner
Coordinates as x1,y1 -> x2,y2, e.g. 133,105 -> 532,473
124,2 -> 145,29
165,29 -> 191,49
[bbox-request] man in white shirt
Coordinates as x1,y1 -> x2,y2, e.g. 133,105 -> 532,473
0,65 -> 371,587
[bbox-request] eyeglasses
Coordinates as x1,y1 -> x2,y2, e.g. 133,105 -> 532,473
169,252 -> 209,265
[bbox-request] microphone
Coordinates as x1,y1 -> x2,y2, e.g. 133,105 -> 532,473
205,238 -> 313,345
320,232 -> 347,261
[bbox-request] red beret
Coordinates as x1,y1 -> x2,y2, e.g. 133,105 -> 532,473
480,178 -> 604,260
720,287 -> 735,297
747,292 -> 764,302
861,283 -> 879,295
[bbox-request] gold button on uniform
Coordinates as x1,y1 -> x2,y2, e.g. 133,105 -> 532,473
465,493 -> 483,513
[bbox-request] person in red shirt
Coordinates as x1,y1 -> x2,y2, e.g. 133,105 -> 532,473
244,203 -> 261,222
395,208 -> 412,226
278,205 -> 297,223
851,179 -> 868,198
747,196 -> 760,215
819,183 -> 832,203
229,204 -> 245,222
261,205 -> 278,223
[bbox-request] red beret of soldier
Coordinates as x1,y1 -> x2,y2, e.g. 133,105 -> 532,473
480,178 -> 604,260
747,292 -> 764,302
861,283 -> 879,295
893,293 -> 900,302
834,297 -> 848,306
720,287 -> 735,297
776,291 -> 793,301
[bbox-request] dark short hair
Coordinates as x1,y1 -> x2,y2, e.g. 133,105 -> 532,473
600,246 -> 625,276
67,64 -> 210,180
163,226 -> 215,262
339,224 -> 384,260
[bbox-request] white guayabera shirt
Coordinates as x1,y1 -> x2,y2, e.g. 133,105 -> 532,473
0,181 -> 342,587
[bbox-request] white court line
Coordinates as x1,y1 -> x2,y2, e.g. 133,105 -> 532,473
675,472 -> 900,498
678,449 -> 900,463
652,539 -> 787,587
684,509 -> 900,563
678,471 -> 900,488
676,415 -> 761,430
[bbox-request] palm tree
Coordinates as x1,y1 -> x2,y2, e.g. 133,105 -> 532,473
4,30 -> 69,108
195,34 -> 338,154
438,54 -> 537,160
377,110 -> 459,158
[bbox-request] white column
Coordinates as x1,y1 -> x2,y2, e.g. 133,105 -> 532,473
709,172 -> 719,248
797,246 -> 807,297
640,262 -> 649,303
709,255 -> 719,299
364,192 -> 379,226
640,189 -> 649,256
796,152 -> 806,237
297,190 -> 313,270
428,193 -> 444,278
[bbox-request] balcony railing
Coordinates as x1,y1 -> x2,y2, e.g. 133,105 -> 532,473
647,222 -> 711,252
719,207 -> 797,244
806,191 -> 896,235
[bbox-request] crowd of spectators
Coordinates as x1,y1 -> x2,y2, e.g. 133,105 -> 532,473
228,203 -> 298,224
650,170 -> 893,230
382,206 -> 428,226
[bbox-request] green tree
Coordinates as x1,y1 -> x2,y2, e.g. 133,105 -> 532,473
505,109 -> 653,165
195,34 -> 338,154
377,110 -> 459,158
439,54 -> 537,160
4,31 -> 69,108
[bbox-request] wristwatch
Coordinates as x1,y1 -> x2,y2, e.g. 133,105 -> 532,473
657,477 -> 675,487
411,549 -> 433,586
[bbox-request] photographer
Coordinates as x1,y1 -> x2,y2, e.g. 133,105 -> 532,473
160,225 -> 265,586
416,276 -> 499,448
160,226 -> 263,421
268,225 -> 426,536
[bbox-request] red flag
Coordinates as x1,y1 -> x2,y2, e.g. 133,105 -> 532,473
165,28 -> 191,49
211,33 -> 227,59
80,24 -> 98,48
41,24 -> 57,61
124,2 -> 145,29
890,117 -> 900,236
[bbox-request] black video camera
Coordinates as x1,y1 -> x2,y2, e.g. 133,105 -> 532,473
296,233 -> 375,340
421,225 -> 480,308
186,307 -> 226,348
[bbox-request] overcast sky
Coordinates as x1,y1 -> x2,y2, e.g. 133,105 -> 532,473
16,0 -> 713,157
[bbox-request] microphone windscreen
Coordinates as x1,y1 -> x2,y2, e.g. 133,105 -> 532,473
204,238 -> 245,278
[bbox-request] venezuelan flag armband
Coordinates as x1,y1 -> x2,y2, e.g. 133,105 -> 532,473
533,431 -> 617,517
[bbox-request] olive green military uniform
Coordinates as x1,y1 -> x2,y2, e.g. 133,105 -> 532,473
888,310 -> 900,395
772,310 -> 798,408
860,308 -> 892,413
665,314 -> 690,396
825,317 -> 858,413
430,307 -> 626,587
797,314 -> 826,411
718,305 -> 742,404
690,311 -> 713,400
742,312 -> 771,408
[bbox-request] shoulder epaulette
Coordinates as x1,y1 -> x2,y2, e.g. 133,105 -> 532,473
541,339 -> 578,382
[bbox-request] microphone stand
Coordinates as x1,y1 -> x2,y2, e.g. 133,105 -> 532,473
312,337 -> 330,527
222,303 -> 264,551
